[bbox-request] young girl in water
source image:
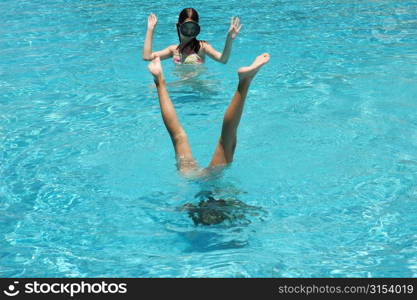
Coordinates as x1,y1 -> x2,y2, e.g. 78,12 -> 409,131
143,8 -> 242,65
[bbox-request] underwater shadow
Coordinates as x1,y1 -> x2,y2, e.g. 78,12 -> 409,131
176,190 -> 268,253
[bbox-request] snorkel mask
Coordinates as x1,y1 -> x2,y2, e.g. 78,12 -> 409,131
179,21 -> 200,37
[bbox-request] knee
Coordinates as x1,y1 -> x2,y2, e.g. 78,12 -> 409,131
173,131 -> 188,144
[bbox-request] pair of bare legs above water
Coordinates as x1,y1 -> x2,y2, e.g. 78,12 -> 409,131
147,53 -> 270,177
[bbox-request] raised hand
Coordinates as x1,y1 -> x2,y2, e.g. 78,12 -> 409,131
228,16 -> 242,39
147,13 -> 158,31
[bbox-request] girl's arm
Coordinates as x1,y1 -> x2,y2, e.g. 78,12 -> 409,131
143,14 -> 175,61
148,45 -> 176,60
143,13 -> 157,60
203,16 -> 242,64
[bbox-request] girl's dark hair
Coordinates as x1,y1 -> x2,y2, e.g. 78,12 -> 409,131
176,8 -> 205,54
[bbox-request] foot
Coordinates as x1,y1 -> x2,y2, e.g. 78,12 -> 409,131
147,56 -> 164,80
238,53 -> 270,82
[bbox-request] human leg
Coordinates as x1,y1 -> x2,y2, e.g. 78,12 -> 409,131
147,57 -> 198,173
208,53 -> 270,167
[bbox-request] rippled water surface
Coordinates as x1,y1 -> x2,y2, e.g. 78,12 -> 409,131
1,0 -> 417,277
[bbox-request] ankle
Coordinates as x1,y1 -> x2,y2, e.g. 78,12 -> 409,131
154,75 -> 165,86
237,80 -> 250,93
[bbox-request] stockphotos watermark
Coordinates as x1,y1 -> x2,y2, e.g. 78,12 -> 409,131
2,280 -> 127,297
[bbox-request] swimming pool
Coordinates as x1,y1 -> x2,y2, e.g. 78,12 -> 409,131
1,0 -> 417,277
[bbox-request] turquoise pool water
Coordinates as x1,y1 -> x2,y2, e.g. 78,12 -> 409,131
1,0 -> 417,277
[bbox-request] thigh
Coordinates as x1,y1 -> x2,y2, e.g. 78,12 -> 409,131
208,137 -> 237,168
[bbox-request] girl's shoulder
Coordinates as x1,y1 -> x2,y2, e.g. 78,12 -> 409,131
199,40 -> 208,47
198,40 -> 209,53
169,44 -> 179,52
